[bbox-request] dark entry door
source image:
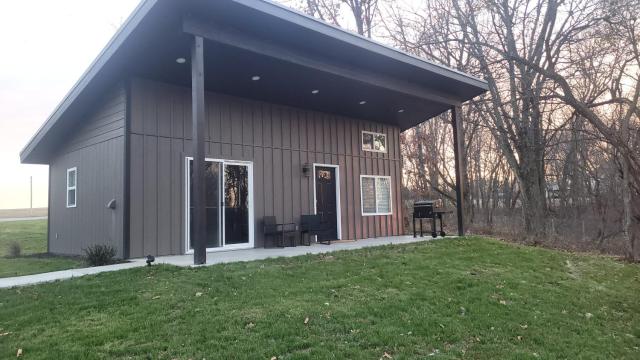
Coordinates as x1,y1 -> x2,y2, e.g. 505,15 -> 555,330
315,166 -> 338,241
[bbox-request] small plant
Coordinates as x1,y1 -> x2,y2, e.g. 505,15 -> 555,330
7,241 -> 22,258
83,244 -> 117,266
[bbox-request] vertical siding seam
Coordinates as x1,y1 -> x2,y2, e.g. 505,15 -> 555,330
270,105 -> 275,217
240,101 -> 245,160
373,150 -> 378,238
141,134 -> 145,256
360,120 -> 366,239
281,107 -> 285,220
123,81 -> 131,258
397,127 -> 403,235
47,164 -> 51,253
342,119 -> 348,239
169,90 -> 174,254
289,109 -> 295,223
260,105 -> 265,219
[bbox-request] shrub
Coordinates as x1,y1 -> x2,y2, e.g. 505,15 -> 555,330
7,242 -> 21,258
83,244 -> 117,266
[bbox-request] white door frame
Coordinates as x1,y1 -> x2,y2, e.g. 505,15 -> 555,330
184,157 -> 254,253
312,163 -> 342,240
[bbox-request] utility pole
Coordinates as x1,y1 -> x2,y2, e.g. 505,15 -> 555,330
30,176 -> 33,211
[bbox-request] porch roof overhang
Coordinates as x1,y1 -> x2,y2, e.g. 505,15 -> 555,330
20,0 -> 488,164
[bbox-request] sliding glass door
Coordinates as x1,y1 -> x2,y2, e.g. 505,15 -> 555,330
187,159 -> 252,252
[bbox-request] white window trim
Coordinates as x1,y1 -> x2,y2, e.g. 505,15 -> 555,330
66,167 -> 77,208
361,130 -> 388,153
360,175 -> 392,216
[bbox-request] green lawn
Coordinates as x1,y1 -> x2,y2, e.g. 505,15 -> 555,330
0,220 -> 83,278
0,238 -> 639,359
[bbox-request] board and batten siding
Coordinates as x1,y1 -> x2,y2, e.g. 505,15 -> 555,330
128,78 -> 403,257
48,85 -> 126,257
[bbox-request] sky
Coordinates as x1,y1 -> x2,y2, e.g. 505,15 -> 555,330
0,0 -> 377,210
0,0 -> 140,209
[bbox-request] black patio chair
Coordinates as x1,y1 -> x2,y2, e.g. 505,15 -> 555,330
263,216 -> 297,248
300,214 -> 327,246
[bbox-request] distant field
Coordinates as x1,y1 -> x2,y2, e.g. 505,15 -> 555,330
0,208 -> 47,219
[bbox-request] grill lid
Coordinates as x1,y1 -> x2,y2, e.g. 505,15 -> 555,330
414,200 -> 434,207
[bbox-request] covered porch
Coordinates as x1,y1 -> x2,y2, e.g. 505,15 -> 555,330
176,1 -> 486,263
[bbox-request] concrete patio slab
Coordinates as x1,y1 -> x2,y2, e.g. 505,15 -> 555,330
155,235 -> 438,267
0,235 -> 443,289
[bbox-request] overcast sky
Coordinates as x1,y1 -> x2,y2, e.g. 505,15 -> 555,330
0,0 -> 140,209
0,0 -> 368,210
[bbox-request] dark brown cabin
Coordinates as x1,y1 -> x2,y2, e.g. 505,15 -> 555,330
20,0 -> 487,262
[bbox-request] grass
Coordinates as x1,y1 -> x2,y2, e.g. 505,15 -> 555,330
0,237 -> 638,359
0,220 -> 83,278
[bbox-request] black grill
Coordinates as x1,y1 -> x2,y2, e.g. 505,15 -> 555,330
412,200 -> 449,238
413,200 -> 435,219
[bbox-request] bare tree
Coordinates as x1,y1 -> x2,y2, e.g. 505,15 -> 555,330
281,0 -> 640,258
285,0 -> 379,37
496,0 -> 640,259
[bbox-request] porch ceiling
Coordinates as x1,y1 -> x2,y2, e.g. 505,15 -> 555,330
128,0 -> 487,130
130,30 -> 455,131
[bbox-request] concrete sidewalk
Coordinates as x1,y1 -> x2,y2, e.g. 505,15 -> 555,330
0,261 -> 145,288
0,235 -> 441,289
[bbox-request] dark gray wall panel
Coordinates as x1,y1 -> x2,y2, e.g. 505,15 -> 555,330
157,137 -> 172,255
49,85 -> 126,257
170,138 -> 185,255
142,135 -> 158,256
128,78 -> 404,256
130,133 -> 145,257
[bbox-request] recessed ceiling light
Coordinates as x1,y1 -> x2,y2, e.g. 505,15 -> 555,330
251,75 -> 261,81
398,109 -> 405,113
311,89 -> 320,94
359,100 -> 367,105
176,57 -> 186,64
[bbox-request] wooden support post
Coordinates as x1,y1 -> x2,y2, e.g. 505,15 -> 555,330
191,35 -> 207,264
452,106 -> 465,236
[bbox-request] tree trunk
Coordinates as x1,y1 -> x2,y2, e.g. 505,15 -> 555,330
631,191 -> 640,261
622,155 -> 640,261
519,158 -> 547,240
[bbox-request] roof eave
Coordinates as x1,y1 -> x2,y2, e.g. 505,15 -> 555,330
20,0 -> 488,164
233,0 -> 489,91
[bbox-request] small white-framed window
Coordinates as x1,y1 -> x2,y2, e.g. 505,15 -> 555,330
360,175 -> 392,216
66,167 -> 77,208
362,131 -> 387,153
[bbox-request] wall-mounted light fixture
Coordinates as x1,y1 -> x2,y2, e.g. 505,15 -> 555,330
302,163 -> 312,177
